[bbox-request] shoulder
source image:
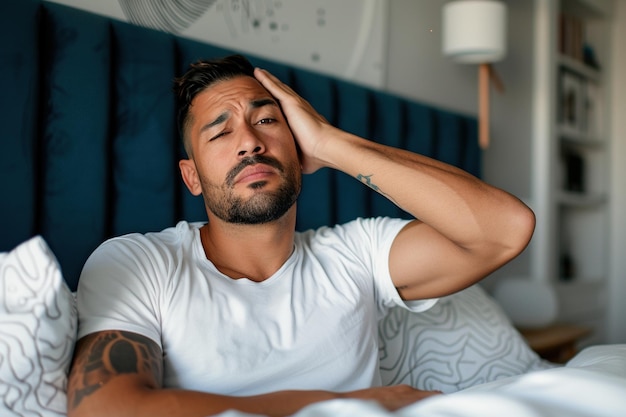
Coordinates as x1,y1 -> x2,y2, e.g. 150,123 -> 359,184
294,217 -> 411,262
299,217 -> 411,243
82,221 -> 202,277
94,221 -> 199,256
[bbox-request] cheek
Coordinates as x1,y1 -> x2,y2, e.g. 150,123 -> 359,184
278,132 -> 299,160
194,159 -> 225,189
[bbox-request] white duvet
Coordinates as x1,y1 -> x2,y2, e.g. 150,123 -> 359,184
216,345 -> 626,417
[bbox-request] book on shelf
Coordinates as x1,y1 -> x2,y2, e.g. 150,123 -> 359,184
559,70 -> 585,133
562,150 -> 585,193
559,12 -> 584,61
558,70 -> 601,139
558,12 -> 601,70
583,81 -> 601,138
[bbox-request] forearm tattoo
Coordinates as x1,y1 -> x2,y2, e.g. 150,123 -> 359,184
68,331 -> 162,410
356,173 -> 398,205
356,173 -> 380,192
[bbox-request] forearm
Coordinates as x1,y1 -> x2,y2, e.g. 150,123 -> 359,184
320,131 -> 533,251
70,379 -> 436,417
70,382 -> 339,417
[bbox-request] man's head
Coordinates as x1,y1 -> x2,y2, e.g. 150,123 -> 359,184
175,55 -> 301,225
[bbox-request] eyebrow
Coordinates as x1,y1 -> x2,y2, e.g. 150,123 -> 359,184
199,97 -> 278,136
250,98 -> 278,109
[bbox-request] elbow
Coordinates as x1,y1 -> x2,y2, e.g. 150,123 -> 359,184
514,203 -> 536,253
471,198 -> 536,273
498,201 -> 536,264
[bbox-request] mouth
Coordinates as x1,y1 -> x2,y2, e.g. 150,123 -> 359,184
235,164 -> 276,185
226,155 -> 284,187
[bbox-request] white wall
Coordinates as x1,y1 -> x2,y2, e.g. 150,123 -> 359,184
608,0 -> 626,344
385,0 -> 476,115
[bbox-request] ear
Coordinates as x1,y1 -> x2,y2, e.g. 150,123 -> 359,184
179,159 -> 202,196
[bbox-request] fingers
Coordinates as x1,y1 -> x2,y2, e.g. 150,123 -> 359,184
381,386 -> 442,410
344,385 -> 442,411
253,66 -> 333,174
254,67 -> 295,101
253,67 -> 326,124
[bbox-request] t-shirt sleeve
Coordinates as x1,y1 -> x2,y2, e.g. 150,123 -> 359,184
338,217 -> 438,316
76,236 -> 162,346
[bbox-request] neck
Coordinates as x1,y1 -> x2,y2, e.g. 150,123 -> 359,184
200,205 -> 297,282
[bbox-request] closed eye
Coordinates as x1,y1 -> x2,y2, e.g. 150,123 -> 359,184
209,130 -> 229,141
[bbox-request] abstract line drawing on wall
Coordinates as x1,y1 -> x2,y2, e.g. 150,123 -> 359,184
118,0 -> 218,33
117,0 -> 293,37
216,0 -> 291,40
106,0 -> 387,88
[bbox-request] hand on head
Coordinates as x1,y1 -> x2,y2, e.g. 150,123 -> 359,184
254,67 -> 338,174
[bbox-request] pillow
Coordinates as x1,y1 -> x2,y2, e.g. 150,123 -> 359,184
378,284 -> 556,393
0,236 -> 77,417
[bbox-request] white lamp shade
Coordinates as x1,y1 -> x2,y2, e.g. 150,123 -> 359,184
443,0 -> 507,64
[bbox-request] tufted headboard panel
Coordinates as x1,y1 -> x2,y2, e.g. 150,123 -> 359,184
0,0 -> 480,291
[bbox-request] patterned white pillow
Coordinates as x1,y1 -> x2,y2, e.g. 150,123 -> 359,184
0,236 -> 77,417
378,284 -> 556,393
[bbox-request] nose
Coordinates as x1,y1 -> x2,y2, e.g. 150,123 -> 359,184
237,125 -> 265,157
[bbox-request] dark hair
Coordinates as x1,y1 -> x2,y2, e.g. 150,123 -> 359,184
174,54 -> 255,156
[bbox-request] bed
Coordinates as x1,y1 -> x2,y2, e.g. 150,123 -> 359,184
1,1 -> 625,416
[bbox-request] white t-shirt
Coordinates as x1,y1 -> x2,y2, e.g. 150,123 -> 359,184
77,218 -> 436,395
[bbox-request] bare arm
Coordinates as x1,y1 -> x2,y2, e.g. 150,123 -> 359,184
67,330 -> 440,417
254,68 -> 535,300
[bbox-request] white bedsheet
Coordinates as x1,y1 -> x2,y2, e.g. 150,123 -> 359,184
214,345 -> 626,417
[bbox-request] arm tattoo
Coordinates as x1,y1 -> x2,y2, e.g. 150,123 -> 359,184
356,173 -> 399,205
356,173 -> 380,192
68,331 -> 163,410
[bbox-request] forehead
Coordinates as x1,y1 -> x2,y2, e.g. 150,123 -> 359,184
191,76 -> 273,115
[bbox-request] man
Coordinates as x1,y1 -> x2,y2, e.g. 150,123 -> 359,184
67,55 -> 535,417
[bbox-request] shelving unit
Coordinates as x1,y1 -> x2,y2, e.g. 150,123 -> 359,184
550,0 -> 612,344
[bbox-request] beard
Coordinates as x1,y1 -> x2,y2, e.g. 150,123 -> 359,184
202,155 -> 301,225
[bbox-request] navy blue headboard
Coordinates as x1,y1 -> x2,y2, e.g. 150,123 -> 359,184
0,0 -> 480,291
